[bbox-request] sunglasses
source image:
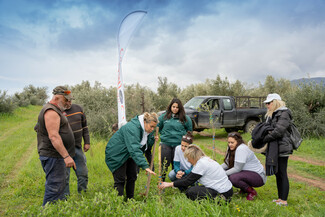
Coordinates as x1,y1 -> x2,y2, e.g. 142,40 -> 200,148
228,133 -> 237,137
265,101 -> 272,105
182,136 -> 192,140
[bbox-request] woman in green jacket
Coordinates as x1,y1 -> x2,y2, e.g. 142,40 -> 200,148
105,112 -> 157,199
158,98 -> 192,181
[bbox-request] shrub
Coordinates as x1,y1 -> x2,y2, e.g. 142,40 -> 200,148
70,81 -> 117,138
285,81 -> 325,138
0,90 -> 16,114
70,81 -> 159,138
13,85 -> 48,107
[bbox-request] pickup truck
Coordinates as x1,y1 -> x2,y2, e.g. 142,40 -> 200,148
184,96 -> 267,133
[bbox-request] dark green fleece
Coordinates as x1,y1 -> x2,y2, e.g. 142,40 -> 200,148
105,116 -> 155,173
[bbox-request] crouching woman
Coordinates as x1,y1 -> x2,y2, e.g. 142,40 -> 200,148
105,112 -> 157,199
222,132 -> 266,200
159,145 -> 233,201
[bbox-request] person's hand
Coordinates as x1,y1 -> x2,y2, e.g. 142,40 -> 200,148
176,171 -> 185,179
158,182 -> 173,189
64,156 -> 76,169
84,144 -> 90,152
145,168 -> 156,175
155,135 -> 159,142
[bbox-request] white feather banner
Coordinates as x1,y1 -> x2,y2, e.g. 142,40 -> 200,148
117,10 -> 147,128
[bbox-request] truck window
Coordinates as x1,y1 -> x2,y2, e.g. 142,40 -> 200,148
223,99 -> 233,110
184,97 -> 205,109
201,99 -> 219,111
208,99 -> 219,110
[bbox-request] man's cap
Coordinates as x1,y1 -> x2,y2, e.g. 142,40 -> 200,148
52,86 -> 73,101
264,93 -> 281,103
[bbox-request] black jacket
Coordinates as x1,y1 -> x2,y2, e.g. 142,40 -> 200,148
251,122 -> 273,149
251,122 -> 278,176
265,108 -> 293,157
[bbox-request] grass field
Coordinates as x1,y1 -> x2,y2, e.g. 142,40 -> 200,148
0,106 -> 324,216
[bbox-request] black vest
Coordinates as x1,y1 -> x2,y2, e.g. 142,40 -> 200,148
36,103 -> 75,158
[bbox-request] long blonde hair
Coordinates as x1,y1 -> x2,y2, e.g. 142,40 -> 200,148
143,112 -> 158,124
265,99 -> 286,118
184,145 -> 206,164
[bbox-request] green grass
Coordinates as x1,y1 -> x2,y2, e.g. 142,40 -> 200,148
293,138 -> 325,161
0,107 -> 324,216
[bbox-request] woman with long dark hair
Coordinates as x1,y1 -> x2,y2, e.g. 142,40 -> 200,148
157,98 -> 192,181
222,132 -> 266,201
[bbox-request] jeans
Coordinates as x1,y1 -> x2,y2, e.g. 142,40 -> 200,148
168,170 -> 178,181
40,156 -> 66,206
168,170 -> 189,182
64,147 -> 88,195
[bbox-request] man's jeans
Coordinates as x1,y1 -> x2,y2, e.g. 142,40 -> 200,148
40,156 -> 66,206
64,147 -> 88,195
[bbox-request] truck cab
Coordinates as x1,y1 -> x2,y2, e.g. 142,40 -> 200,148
184,96 -> 266,133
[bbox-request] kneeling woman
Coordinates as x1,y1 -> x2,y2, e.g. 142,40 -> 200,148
159,145 -> 233,201
168,131 -> 193,181
105,112 -> 157,199
222,132 -> 266,200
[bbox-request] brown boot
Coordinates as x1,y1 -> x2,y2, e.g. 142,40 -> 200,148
246,187 -> 257,200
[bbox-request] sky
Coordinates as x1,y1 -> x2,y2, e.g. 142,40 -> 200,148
1,0 -> 325,95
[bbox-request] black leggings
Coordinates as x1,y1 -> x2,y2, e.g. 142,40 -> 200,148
112,158 -> 138,199
275,157 -> 289,201
161,143 -> 177,181
185,186 -> 233,202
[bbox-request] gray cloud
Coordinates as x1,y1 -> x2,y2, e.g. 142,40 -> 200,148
1,0 -> 325,95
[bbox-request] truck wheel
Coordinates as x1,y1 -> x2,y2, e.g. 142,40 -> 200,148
244,120 -> 258,133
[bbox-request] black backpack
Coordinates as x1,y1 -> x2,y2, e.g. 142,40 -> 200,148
289,122 -> 303,150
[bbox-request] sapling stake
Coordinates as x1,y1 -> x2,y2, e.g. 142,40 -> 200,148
144,127 -> 158,197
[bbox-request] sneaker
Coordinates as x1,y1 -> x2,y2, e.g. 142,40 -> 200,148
276,201 -> 288,207
272,199 -> 281,202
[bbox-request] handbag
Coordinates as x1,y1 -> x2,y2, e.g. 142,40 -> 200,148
289,122 -> 303,150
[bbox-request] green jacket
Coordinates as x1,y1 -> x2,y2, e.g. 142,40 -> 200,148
157,112 -> 192,147
105,116 -> 155,173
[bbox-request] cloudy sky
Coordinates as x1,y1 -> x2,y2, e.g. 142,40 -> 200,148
1,0 -> 325,95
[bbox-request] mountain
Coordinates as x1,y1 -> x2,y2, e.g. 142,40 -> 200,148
291,77 -> 325,86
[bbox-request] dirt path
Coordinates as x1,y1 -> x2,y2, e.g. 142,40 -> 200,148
1,139 -> 37,188
195,131 -> 227,142
0,120 -> 34,143
288,172 -> 325,191
289,155 -> 325,166
0,124 -> 24,142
